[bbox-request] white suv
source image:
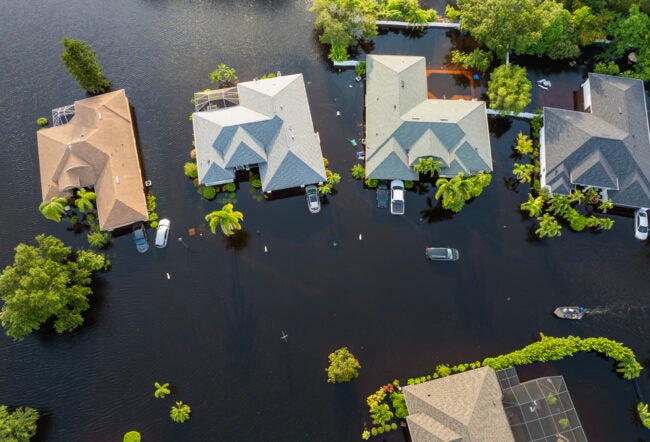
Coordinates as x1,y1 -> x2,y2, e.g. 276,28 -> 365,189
390,180 -> 405,215
635,208 -> 648,240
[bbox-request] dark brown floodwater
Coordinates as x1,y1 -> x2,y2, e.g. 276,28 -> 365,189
1,1 -> 649,441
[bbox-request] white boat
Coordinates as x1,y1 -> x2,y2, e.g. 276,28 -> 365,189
553,306 -> 585,320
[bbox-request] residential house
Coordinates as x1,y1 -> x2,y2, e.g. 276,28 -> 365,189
364,55 -> 493,181
192,74 -> 327,193
37,89 -> 148,231
540,73 -> 650,208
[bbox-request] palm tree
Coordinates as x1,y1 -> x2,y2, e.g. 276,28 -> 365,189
468,172 -> 492,197
318,183 -> 333,195
170,401 -> 191,423
568,189 -> 584,204
548,194 -> 571,216
535,213 -> 562,238
435,174 -> 471,212
598,198 -> 613,213
154,381 -> 171,399
514,132 -> 534,155
205,204 -> 243,236
520,193 -> 544,217
74,188 -> 96,213
512,163 -> 533,183
413,157 -> 443,178
39,197 -> 68,222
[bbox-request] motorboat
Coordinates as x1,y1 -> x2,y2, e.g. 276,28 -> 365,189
553,306 -> 585,320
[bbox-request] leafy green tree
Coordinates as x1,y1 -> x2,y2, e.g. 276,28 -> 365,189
170,401 -> 191,423
521,193 -> 545,217
327,172 -> 342,186
326,347 -> 361,383
328,45 -> 350,62
450,0 -> 560,62
0,405 -> 39,442
467,172 -> 492,197
568,189 -> 585,204
487,64 -> 531,115
598,198 -> 613,213
412,157 -> 443,178
607,5 -> 650,80
566,208 -> 587,231
435,173 -> 473,212
123,431 -> 141,442
318,183 -> 334,195
210,63 -> 238,87
74,188 -> 96,214
369,403 -> 393,426
536,213 -> 562,238
351,164 -> 365,179
87,231 -> 109,249
205,204 -> 244,236
39,197 -> 68,222
0,235 -> 109,341
154,381 -> 171,399
60,37 -> 109,94
532,8 -> 580,60
571,6 -> 608,45
311,0 -> 379,49
450,48 -> 493,72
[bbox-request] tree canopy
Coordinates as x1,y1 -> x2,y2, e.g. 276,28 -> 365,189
61,37 -> 109,94
205,204 -> 244,236
326,347 -> 361,383
310,0 -> 379,48
0,235 -> 109,341
487,64 -> 531,115
0,405 -> 39,442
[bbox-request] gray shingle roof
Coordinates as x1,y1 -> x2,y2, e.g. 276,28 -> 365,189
542,73 -> 650,208
365,55 -> 493,180
193,74 -> 326,192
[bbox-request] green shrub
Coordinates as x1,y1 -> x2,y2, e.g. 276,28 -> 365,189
365,178 -> 378,188
558,418 -> 569,429
150,220 -> 159,228
123,430 -> 141,442
222,182 -> 236,192
326,347 -> 361,383
377,426 -> 384,434
251,178 -> 261,188
383,424 -> 391,432
37,117 -> 49,127
87,231 -> 109,249
198,186 -> 217,200
328,45 -> 349,62
323,157 -> 329,168
146,195 -> 157,212
530,115 -> 542,139
405,180 -> 414,189
546,394 -> 558,405
355,61 -> 367,77
371,427 -> 378,436
184,162 -> 198,179
391,423 -> 398,430
351,164 -> 365,179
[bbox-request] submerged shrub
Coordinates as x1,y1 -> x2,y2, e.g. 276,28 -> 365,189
184,162 -> 198,179
198,186 -> 217,200
37,117 -> 49,127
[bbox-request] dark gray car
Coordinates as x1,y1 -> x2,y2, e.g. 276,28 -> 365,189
376,182 -> 389,208
425,247 -> 459,261
133,223 -> 149,253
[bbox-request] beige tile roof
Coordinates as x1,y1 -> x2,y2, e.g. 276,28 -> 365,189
403,367 -> 514,442
37,89 -> 148,231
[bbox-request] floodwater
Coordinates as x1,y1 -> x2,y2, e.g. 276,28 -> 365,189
0,1 -> 649,441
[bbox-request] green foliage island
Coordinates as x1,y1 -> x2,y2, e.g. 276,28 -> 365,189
0,234 -> 109,341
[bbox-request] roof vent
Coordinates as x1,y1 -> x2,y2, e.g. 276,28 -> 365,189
276,71 -> 282,77
401,81 -> 404,88
280,104 -> 283,110
618,106 -> 622,114
440,118 -> 448,121
412,117 -> 420,121
98,112 -> 102,120
115,176 -> 120,184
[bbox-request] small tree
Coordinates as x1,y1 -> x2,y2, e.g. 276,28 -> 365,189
74,188 -> 96,214
61,37 -> 110,94
536,213 -> 562,238
154,381 -> 171,399
170,401 -> 191,423
487,64 -> 531,115
184,162 -> 198,179
326,347 -> 361,383
311,0 -> 379,49
351,164 -> 365,179
637,402 -> 650,429
514,132 -> 534,155
210,63 -> 238,87
0,405 -> 39,441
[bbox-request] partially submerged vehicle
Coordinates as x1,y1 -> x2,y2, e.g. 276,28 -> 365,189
133,223 -> 149,253
425,247 -> 459,261
155,218 -> 171,248
376,182 -> 388,209
390,180 -> 405,215
305,185 -> 321,213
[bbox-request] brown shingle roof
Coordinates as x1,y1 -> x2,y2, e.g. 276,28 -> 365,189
37,89 -> 148,231
403,367 -> 514,442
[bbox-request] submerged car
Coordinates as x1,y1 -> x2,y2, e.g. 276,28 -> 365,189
376,182 -> 389,209
635,208 -> 648,240
306,185 -> 321,213
425,247 -> 460,261
133,223 -> 149,253
390,180 -> 405,215
155,218 -> 171,248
